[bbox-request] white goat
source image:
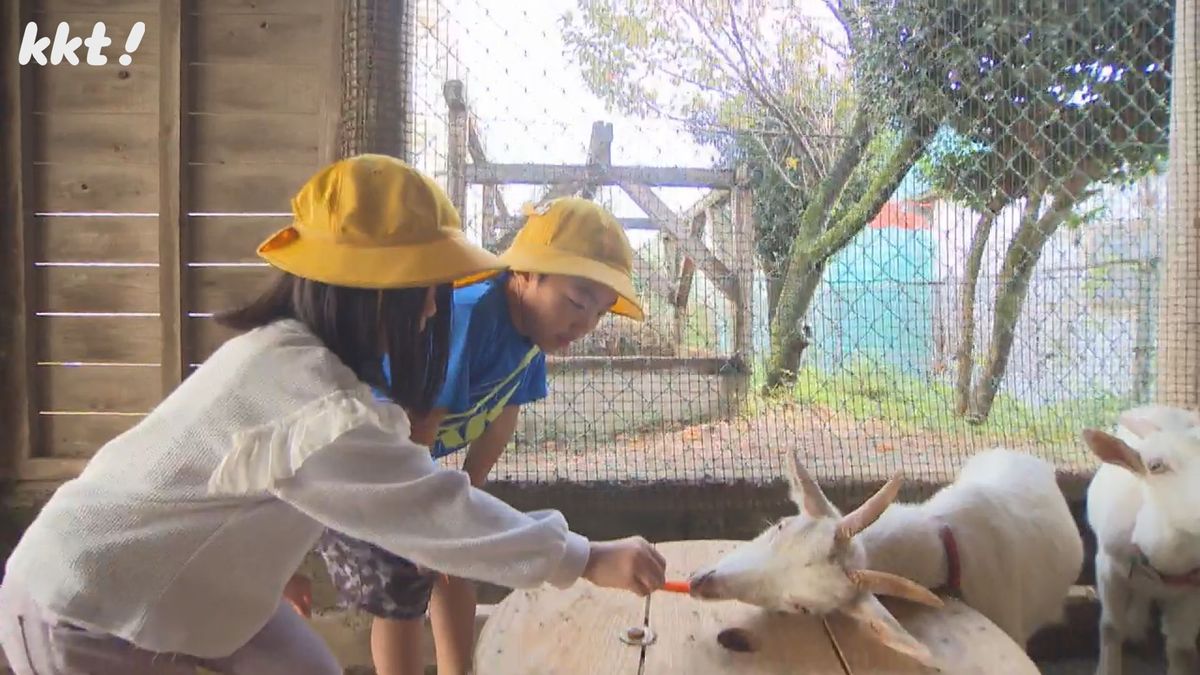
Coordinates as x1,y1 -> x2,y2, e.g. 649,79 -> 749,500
1083,404 -> 1200,675
687,447 -> 1083,666
687,449 -> 946,667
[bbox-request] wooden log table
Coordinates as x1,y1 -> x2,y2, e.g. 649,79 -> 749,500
475,540 -> 1039,674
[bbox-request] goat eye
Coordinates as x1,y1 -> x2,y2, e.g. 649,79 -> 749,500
1147,459 -> 1169,474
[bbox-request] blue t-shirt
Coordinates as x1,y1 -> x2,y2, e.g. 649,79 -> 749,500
378,274 -> 547,458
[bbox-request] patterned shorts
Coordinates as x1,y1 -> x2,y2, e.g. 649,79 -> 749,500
315,530 -> 439,620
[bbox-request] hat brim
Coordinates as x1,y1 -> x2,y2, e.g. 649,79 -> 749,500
499,245 -> 644,321
258,224 -> 506,289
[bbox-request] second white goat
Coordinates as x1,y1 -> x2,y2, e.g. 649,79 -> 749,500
1084,404 -> 1200,675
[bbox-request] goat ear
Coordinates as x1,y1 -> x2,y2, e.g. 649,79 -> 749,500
788,449 -> 838,518
839,594 -> 940,670
1082,429 -> 1147,475
1117,411 -> 1161,438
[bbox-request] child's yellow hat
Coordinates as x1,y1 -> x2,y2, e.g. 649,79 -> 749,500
257,154 -> 504,289
500,197 -> 644,321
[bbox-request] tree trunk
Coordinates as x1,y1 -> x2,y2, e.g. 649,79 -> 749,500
953,208 -> 1000,416
1155,0 -> 1200,408
766,273 -> 784,325
969,196 -> 1080,421
763,123 -> 932,390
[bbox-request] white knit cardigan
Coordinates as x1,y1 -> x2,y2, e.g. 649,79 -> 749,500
3,319 -> 589,658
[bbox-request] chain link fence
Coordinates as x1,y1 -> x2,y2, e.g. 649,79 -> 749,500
407,0 -> 1187,494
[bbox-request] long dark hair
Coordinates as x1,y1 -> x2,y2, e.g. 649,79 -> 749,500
217,272 -> 452,414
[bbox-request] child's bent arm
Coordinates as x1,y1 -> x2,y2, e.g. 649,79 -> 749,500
272,422 -> 589,590
461,405 -> 520,486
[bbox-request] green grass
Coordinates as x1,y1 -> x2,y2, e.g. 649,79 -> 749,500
750,356 -> 1130,448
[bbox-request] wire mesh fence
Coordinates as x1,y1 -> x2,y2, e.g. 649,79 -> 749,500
407,0 -> 1189,493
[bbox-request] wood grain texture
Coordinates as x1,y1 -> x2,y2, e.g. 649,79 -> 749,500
36,265 -> 159,314
475,585 -> 645,675
40,413 -> 143,458
189,215 -> 288,262
37,315 -> 161,363
32,163 -> 158,212
37,364 -> 161,413
35,216 -> 158,263
34,113 -> 158,165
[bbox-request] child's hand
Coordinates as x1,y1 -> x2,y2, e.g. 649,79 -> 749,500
283,573 -> 313,618
582,537 -> 667,596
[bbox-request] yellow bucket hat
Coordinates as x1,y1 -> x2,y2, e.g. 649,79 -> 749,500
500,197 -> 644,321
257,154 -> 505,289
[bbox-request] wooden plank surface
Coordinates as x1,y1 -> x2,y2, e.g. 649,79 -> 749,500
824,598 -> 1040,675
2,0 -> 37,469
189,114 -> 321,165
32,163 -> 158,213
192,12 -> 325,65
40,413 -> 143,458
35,216 -> 159,263
189,316 -> 240,365
189,162 -> 312,213
38,0 -> 155,10
475,585 -> 646,675
33,63 -> 157,113
190,64 -> 322,114
33,113 -> 158,165
189,265 -> 276,314
31,12 -> 160,57
159,0 -> 187,396
190,215 -> 288,262
37,266 -> 159,313
38,315 -> 162,364
37,364 -> 161,413
644,540 -> 847,674
192,0 -> 330,13
16,457 -> 89,481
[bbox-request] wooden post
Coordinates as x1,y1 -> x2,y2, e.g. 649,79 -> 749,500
339,0 -> 414,158
731,165 -> 755,365
581,121 -> 613,199
671,211 -> 707,351
445,80 -> 468,216
1,0 -> 35,474
159,0 -> 189,392
1155,0 -> 1199,407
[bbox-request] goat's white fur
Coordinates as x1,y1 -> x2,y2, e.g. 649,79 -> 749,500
855,447 -> 1084,647
1085,404 -> 1200,675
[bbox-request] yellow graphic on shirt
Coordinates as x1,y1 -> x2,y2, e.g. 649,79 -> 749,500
436,345 -> 541,452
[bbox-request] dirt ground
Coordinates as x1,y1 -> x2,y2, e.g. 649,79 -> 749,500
474,400 -> 1096,490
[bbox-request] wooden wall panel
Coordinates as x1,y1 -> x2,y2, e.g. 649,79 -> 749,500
41,413 -> 143,458
189,215 -> 289,263
36,266 -> 159,314
38,364 -> 161,413
37,315 -> 162,364
34,113 -> 158,166
31,163 -> 158,212
188,265 -> 276,314
35,216 -> 159,263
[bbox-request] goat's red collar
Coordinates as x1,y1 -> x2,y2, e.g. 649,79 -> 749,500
939,524 -> 963,595
1131,545 -> 1200,586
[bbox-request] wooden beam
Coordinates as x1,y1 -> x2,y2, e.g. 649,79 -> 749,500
2,0 -> 36,471
619,182 -> 738,301
444,80 -> 468,213
581,121 -> 612,200
468,164 -> 734,189
731,165 -> 755,361
499,216 -> 658,231
546,355 -> 746,375
160,0 -> 189,394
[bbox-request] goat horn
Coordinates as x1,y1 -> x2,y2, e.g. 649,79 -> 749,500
849,569 -> 944,609
837,473 -> 902,541
789,452 -> 838,518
